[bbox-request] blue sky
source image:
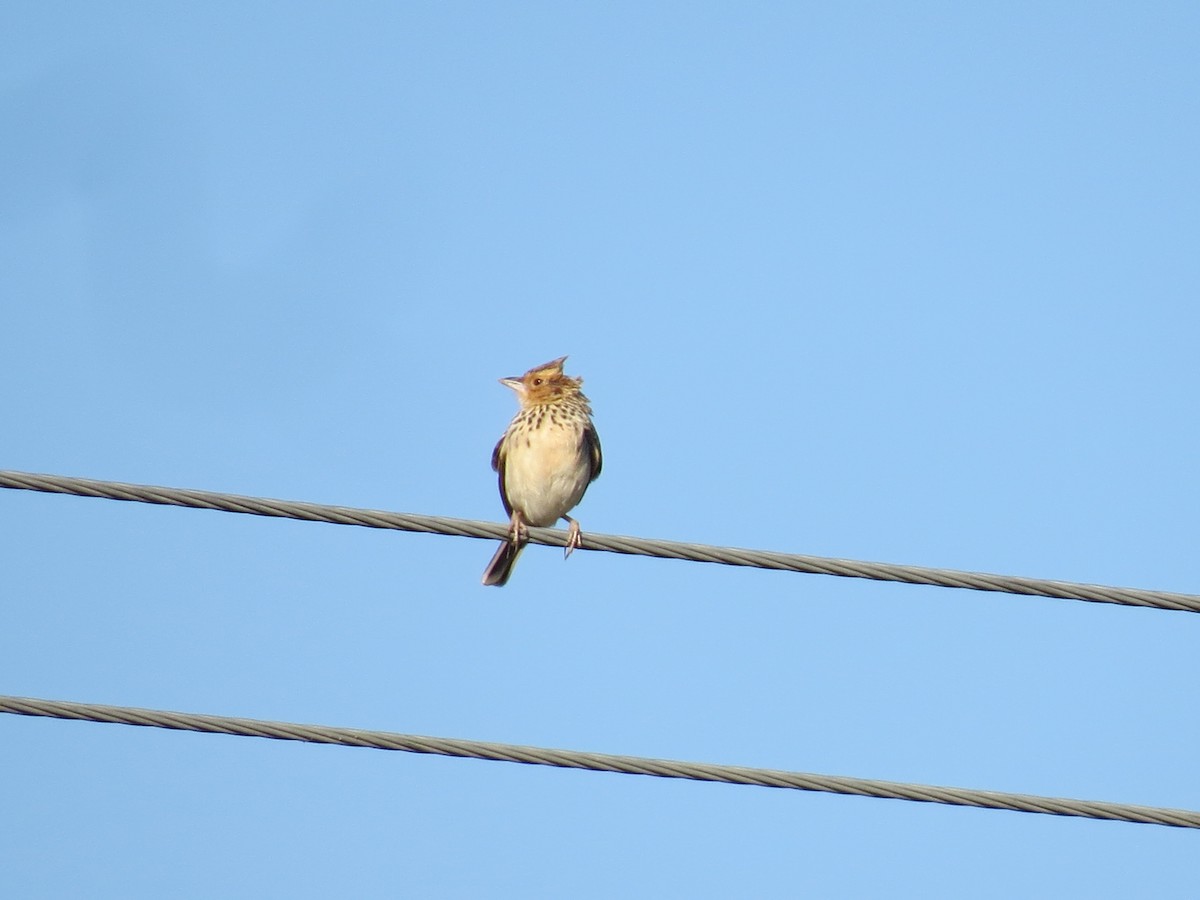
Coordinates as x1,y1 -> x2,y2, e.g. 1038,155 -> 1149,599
2,2 -> 1198,896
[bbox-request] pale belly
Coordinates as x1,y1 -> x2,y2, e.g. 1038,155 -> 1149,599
504,426 -> 591,527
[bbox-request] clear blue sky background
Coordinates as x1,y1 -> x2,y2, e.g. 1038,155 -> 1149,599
2,3 -> 1198,897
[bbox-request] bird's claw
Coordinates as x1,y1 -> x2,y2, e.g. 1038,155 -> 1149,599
564,518 -> 583,559
509,516 -> 528,545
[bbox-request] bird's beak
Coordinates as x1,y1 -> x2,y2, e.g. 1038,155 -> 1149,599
499,377 -> 523,391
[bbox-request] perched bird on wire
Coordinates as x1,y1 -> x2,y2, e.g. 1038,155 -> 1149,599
482,356 -> 602,587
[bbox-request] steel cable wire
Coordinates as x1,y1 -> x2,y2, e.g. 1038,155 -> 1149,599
2,695 -> 1196,828
2,469 -> 1196,612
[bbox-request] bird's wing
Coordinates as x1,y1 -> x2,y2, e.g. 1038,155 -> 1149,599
492,434 -> 513,516
583,422 -> 602,482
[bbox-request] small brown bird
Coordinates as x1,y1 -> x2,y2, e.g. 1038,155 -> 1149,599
482,356 -> 602,587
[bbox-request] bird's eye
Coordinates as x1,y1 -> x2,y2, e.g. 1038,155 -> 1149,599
533,378 -> 543,386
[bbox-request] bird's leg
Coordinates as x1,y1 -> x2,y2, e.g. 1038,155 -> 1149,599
562,516 -> 583,558
509,510 -> 528,545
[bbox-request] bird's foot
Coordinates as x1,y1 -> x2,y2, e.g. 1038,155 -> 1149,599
509,513 -> 528,545
563,517 -> 583,559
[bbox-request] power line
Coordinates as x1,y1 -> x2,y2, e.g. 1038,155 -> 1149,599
2,694 -> 1195,829
2,469 -> 1197,613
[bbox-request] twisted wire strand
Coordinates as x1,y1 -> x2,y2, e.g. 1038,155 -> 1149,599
2,695 -> 1195,829
2,469 -> 1197,613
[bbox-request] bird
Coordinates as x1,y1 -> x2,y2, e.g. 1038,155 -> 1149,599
481,356 -> 602,587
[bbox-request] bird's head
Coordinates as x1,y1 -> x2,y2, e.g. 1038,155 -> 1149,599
500,356 -> 584,406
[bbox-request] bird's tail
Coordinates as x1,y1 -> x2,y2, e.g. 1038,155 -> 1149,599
481,538 -> 526,587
